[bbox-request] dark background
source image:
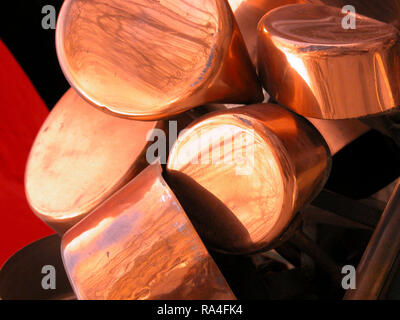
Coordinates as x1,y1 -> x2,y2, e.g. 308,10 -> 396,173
2,0 -> 68,108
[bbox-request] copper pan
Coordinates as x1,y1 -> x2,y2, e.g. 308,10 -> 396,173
166,103 -> 331,254
228,0 -> 400,66
56,0 -> 263,120
0,235 -> 75,300
257,4 -> 400,119
61,164 -> 235,300
25,89 -> 161,234
222,1 -> 370,149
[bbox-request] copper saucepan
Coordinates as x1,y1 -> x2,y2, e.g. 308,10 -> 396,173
56,0 -> 263,120
61,164 -> 235,300
166,103 -> 331,254
228,0 -> 400,66
225,1 -> 370,148
257,4 -> 400,119
25,89 -> 160,234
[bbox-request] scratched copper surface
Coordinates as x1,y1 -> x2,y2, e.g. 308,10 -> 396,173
25,89 -> 159,234
166,104 -> 331,254
62,164 -> 235,300
257,4 -> 400,119
56,0 -> 262,120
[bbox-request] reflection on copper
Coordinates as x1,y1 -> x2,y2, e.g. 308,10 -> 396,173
226,1 -> 369,148
62,164 -> 234,300
308,0 -> 400,29
229,0 -> 400,65
166,104 -> 331,254
228,0 -> 305,65
56,0 -> 263,120
0,235 -> 75,300
258,4 -> 400,119
306,118 -> 369,155
25,89 -> 160,234
203,102 -> 369,155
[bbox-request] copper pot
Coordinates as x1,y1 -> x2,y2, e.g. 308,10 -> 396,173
166,103 -> 331,254
56,0 -> 263,120
61,164 -> 235,300
225,1 -> 370,147
25,89 -> 160,234
257,4 -> 400,119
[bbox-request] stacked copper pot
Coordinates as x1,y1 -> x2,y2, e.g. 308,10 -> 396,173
6,0 -> 400,299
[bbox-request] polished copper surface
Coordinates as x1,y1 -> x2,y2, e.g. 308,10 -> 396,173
204,102 -> 369,155
226,1 -> 369,150
62,164 -> 235,300
306,118 -> 368,155
166,103 -> 331,254
228,0 -> 304,65
258,4 -> 400,119
228,0 -> 400,64
25,89 -> 159,234
0,235 -> 75,300
309,0 -> 400,29
56,0 -> 263,120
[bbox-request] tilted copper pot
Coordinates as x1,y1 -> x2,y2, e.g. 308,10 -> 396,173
228,0 -> 400,66
226,0 -> 370,146
56,0 -> 263,120
25,89 -> 160,234
61,164 -> 235,300
257,4 -> 400,119
166,103 -> 331,254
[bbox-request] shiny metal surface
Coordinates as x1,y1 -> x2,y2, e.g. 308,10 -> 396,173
229,0 -> 400,64
309,0 -> 400,29
227,1 -> 369,149
25,89 -> 159,234
56,0 -> 263,120
345,179 -> 400,300
167,103 -> 331,254
0,235 -> 75,300
228,0 -> 304,65
204,102 -> 369,155
258,4 -> 400,119
306,118 -> 369,155
62,164 -> 234,300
